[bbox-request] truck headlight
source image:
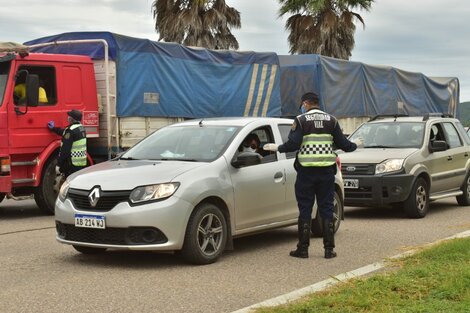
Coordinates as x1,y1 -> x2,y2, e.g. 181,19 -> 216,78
375,159 -> 404,174
58,180 -> 70,202
129,183 -> 180,204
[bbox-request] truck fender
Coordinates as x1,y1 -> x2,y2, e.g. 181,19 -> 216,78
33,140 -> 61,187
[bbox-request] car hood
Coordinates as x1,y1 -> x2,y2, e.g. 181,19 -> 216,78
68,160 -> 205,190
338,148 -> 418,164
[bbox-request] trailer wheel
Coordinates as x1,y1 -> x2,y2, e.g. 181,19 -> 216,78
34,156 -> 61,215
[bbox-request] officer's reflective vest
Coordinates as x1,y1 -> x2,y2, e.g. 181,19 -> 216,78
297,109 -> 337,167
64,124 -> 87,167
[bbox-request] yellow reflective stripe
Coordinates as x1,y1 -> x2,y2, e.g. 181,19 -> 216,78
243,64 -> 259,116
261,65 -> 277,117
252,64 -> 268,116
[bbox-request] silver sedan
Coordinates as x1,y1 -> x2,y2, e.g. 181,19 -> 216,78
55,117 -> 344,264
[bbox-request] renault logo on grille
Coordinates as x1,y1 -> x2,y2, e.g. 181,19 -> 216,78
88,187 -> 101,207
346,166 -> 356,172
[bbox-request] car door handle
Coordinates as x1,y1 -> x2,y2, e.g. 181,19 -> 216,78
274,172 -> 284,179
447,156 -> 453,161
465,152 -> 469,157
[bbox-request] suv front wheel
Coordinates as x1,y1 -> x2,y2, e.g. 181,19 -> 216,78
456,171 -> 470,206
404,177 -> 429,218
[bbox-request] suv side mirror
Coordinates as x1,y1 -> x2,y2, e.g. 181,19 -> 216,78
429,140 -> 448,152
231,152 -> 262,168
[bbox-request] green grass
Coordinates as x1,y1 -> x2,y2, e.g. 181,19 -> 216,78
255,237 -> 470,313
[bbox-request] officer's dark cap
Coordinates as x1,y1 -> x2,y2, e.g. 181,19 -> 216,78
67,109 -> 82,121
301,92 -> 319,103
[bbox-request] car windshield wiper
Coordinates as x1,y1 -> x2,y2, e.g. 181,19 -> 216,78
364,145 -> 395,148
119,156 -> 139,160
158,158 -> 199,162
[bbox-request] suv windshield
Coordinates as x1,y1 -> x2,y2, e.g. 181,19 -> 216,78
0,59 -> 11,106
350,121 -> 424,148
121,125 -> 240,162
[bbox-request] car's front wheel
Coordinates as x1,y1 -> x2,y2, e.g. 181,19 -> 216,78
311,190 -> 342,237
456,171 -> 470,206
73,245 -> 107,254
404,177 -> 429,218
181,203 -> 227,265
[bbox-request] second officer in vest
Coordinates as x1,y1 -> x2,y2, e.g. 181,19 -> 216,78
47,109 -> 87,177
264,92 -> 357,259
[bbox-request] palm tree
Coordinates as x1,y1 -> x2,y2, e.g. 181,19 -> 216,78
279,0 -> 374,59
152,0 -> 241,50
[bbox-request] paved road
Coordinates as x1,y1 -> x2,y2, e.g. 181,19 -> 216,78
0,198 -> 469,313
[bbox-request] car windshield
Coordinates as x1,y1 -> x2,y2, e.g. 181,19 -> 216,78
121,125 -> 240,162
350,121 -> 424,148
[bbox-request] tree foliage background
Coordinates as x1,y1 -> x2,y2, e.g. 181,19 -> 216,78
152,0 -> 240,50
279,0 -> 374,59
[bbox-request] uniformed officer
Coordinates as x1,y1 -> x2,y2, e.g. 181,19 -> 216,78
264,92 -> 358,259
47,109 -> 87,177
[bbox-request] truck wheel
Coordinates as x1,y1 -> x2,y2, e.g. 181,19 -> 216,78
73,245 -> 107,254
311,190 -> 342,237
456,172 -> 470,206
181,203 -> 227,265
404,177 -> 429,218
34,156 -> 61,215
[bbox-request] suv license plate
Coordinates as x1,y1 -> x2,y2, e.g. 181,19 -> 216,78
75,214 -> 106,229
344,179 -> 359,189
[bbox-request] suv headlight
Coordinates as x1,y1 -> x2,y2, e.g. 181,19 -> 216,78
129,183 -> 180,204
58,180 -> 70,202
375,159 -> 404,174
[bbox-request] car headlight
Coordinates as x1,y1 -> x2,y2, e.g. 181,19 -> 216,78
129,183 -> 180,204
375,159 -> 404,174
58,180 -> 70,202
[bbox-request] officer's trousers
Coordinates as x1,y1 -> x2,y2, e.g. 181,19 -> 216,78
294,166 -> 335,221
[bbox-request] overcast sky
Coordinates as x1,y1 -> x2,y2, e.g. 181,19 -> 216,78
1,0 -> 469,102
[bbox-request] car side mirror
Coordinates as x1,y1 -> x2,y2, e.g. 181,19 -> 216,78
231,152 -> 262,168
429,140 -> 448,152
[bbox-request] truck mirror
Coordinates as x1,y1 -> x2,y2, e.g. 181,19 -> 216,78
25,74 -> 39,107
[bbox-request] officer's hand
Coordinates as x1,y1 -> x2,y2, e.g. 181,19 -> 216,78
352,137 -> 364,148
263,143 -> 278,152
55,166 -> 61,175
47,121 -> 55,130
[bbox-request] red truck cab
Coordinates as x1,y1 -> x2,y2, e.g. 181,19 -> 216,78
0,51 -> 99,213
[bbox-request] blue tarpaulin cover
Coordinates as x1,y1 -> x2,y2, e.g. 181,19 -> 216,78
25,32 -> 281,118
25,32 -> 459,119
279,55 -> 459,118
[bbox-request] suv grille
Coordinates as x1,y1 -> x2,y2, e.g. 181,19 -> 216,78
68,188 -> 131,212
341,164 -> 375,176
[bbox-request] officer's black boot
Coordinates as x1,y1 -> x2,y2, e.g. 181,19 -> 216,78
323,219 -> 337,259
289,218 -> 310,258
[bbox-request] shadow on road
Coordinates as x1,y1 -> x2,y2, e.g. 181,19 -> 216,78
58,227 -> 298,269
0,199 -> 47,220
345,199 -> 463,220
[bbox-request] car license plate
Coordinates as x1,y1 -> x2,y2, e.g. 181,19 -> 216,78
74,214 -> 106,229
344,179 -> 359,189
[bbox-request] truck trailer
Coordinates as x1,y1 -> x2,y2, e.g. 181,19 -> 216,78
0,32 -> 460,214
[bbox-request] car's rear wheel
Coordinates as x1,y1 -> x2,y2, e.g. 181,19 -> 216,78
73,245 -> 107,254
456,171 -> 470,206
181,203 -> 227,265
404,177 -> 429,218
311,190 -> 342,237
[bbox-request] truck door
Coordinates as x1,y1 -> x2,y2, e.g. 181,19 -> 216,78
8,64 -> 60,155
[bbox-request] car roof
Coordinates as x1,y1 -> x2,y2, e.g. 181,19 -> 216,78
167,117 -> 294,127
366,115 -> 458,124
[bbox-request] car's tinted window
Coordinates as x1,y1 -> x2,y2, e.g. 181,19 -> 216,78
350,122 -> 424,148
456,122 -> 470,145
442,122 -> 462,148
122,125 -> 240,161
